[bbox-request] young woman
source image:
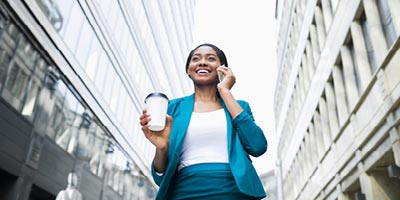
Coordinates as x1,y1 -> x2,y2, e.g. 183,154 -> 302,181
140,43 -> 268,199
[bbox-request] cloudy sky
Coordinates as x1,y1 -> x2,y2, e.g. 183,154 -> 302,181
193,0 -> 278,174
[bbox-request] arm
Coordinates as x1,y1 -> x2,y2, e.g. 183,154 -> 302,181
219,88 -> 267,156
217,66 -> 267,156
217,65 -> 242,118
218,87 -> 243,118
232,101 -> 267,157
140,110 -> 172,185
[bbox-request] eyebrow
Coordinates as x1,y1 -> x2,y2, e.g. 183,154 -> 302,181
193,53 -> 217,56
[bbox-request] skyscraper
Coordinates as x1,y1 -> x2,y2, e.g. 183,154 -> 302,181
0,0 -> 194,199
275,0 -> 400,199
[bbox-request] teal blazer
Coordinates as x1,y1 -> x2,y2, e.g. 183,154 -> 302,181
151,94 -> 267,199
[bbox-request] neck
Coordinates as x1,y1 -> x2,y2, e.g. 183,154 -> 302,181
194,86 -> 218,102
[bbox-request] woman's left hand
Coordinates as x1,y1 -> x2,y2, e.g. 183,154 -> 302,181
217,65 -> 235,90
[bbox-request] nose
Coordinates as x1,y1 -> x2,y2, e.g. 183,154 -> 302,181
198,58 -> 207,66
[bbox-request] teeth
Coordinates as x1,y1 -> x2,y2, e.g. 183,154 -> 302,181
197,69 -> 208,73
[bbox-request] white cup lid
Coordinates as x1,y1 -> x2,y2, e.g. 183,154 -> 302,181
145,92 -> 169,103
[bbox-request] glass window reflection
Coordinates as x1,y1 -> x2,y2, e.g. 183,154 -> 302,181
0,15 -> 157,199
75,21 -> 94,66
62,2 -> 84,52
47,79 -> 67,139
0,39 -> 12,90
51,0 -> 74,35
2,61 -> 30,110
35,0 -> 63,31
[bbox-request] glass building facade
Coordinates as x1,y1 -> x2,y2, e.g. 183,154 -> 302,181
275,0 -> 400,199
0,0 -> 194,199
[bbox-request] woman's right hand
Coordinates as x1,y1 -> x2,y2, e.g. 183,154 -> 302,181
139,108 -> 172,151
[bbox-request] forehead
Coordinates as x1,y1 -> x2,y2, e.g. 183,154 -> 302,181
193,46 -> 217,56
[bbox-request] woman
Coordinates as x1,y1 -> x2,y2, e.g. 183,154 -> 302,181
140,43 -> 267,199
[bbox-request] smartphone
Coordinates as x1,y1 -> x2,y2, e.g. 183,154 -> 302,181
218,65 -> 225,83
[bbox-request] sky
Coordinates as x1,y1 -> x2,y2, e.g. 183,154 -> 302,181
193,0 -> 278,174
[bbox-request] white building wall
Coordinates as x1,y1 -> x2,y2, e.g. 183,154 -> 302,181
275,0 -> 400,199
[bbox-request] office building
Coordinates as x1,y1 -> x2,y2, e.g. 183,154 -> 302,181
260,170 -> 278,200
274,0 -> 400,199
0,0 -> 194,199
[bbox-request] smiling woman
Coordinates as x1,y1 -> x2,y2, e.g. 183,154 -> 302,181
139,43 -> 268,199
193,0 -> 278,176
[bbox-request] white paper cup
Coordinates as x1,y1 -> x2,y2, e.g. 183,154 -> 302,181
145,92 -> 169,131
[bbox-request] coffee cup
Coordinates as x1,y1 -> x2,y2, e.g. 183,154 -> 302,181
145,92 -> 169,131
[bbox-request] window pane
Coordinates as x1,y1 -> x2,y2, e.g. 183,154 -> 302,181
84,39 -> 101,80
2,61 -> 30,110
62,2 -> 84,52
55,88 -> 79,151
21,75 -> 41,120
94,50 -> 109,92
46,78 -> 67,139
75,21 -> 94,65
102,66 -> 115,103
0,42 -> 12,90
35,0 -> 64,31
52,0 -> 74,35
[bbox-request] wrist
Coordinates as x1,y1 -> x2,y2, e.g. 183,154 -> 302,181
156,145 -> 168,153
218,86 -> 230,94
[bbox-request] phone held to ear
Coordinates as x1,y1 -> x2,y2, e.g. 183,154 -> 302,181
218,65 -> 225,83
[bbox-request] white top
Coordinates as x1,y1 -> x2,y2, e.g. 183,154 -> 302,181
178,109 -> 229,171
56,188 -> 83,200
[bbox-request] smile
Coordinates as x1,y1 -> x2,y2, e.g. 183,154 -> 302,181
196,69 -> 210,74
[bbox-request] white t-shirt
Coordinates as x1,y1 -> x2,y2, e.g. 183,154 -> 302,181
178,109 -> 229,171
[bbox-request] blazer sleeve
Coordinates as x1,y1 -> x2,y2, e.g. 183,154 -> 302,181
151,162 -> 163,185
231,101 -> 268,157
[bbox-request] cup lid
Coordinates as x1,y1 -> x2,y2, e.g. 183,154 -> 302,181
145,92 -> 169,103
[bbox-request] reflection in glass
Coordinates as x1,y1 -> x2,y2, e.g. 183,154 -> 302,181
55,89 -> 82,152
52,0 -> 74,35
0,46 -> 11,90
84,50 -> 100,81
47,80 -> 67,139
75,21 -> 93,66
35,0 -> 63,31
21,75 -> 40,119
0,16 -> 157,199
62,2 -> 84,52
2,62 -> 29,110
89,126 -> 108,177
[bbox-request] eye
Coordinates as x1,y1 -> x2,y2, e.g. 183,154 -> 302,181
191,56 -> 199,62
208,56 -> 216,61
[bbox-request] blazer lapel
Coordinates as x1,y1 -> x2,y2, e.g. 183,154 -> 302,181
170,94 -> 194,161
219,98 -> 233,154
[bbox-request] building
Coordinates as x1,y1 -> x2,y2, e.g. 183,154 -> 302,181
260,170 -> 278,200
0,0 -> 194,199
274,0 -> 400,199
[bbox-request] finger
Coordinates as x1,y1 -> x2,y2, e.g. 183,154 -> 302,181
140,116 -> 151,126
217,66 -> 228,72
165,115 -> 172,125
164,115 -> 173,130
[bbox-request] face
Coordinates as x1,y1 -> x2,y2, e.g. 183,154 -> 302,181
187,46 -> 221,84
